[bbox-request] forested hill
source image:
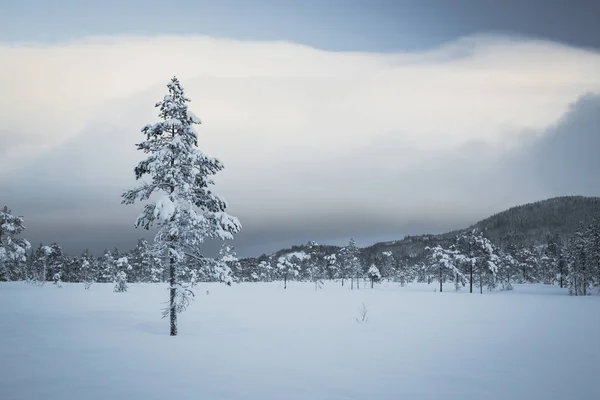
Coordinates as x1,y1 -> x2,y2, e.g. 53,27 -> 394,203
245,196 -> 600,264
256,196 -> 600,266
470,196 -> 600,246
363,196 -> 600,262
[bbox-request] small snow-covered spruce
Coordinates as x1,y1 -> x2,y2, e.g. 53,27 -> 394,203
216,244 -> 240,283
367,264 -> 381,289
114,257 -> 130,292
80,250 -> 96,289
122,76 -> 241,336
82,261 -> 94,289
0,206 -> 31,282
53,272 -> 62,288
114,271 -> 128,293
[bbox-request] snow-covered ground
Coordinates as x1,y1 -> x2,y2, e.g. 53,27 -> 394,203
1,281 -> 598,400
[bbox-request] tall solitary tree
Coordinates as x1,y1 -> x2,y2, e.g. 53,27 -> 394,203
122,76 -> 241,336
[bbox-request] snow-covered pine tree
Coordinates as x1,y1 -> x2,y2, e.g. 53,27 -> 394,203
514,246 -> 538,284
114,271 -> 128,293
325,253 -> 337,282
126,240 -> 143,283
341,238 -> 360,289
584,217 -> 600,291
53,271 -> 62,288
454,230 -> 499,294
367,264 -> 381,288
29,244 -> 53,285
0,206 -> 31,281
217,244 -> 241,283
276,255 -> 301,289
540,234 -> 562,285
99,249 -> 117,283
114,257 -> 131,292
496,250 -> 516,291
24,247 -> 36,283
80,250 -> 96,289
257,259 -> 273,282
380,251 -> 394,282
61,257 -> 79,283
122,76 -> 241,336
46,243 -> 66,285
306,241 -> 325,290
425,245 -> 465,293
393,252 -> 409,287
567,223 -> 589,296
455,232 -> 478,293
196,248 -> 235,285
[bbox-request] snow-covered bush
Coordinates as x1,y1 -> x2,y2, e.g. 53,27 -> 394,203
114,271 -> 128,293
368,265 -> 381,288
53,272 -> 62,288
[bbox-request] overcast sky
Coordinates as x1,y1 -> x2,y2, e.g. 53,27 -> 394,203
1,0 -> 599,257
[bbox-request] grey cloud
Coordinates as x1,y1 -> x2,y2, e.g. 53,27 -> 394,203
1,34 -> 599,259
4,93 -> 600,258
529,93 -> 600,196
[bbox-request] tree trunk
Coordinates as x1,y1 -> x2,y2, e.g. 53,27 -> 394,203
351,277 -> 354,290
439,267 -> 443,293
559,274 -> 563,288
284,274 -> 287,289
169,252 -> 177,336
479,268 -> 483,294
469,264 -> 473,293
341,276 -> 344,286
371,278 -> 374,289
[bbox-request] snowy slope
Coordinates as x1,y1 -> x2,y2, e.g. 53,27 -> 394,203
0,282 -> 598,400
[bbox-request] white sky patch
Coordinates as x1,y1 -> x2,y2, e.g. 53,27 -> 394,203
1,34 -> 599,174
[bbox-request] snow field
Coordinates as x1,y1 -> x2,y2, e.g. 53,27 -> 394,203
1,281 -> 598,400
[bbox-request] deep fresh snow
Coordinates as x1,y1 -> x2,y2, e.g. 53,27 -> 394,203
1,281 -> 598,400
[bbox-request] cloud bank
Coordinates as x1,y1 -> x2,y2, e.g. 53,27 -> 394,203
1,34 -> 599,256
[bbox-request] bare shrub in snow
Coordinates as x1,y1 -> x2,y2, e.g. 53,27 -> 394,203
356,302 -> 368,323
